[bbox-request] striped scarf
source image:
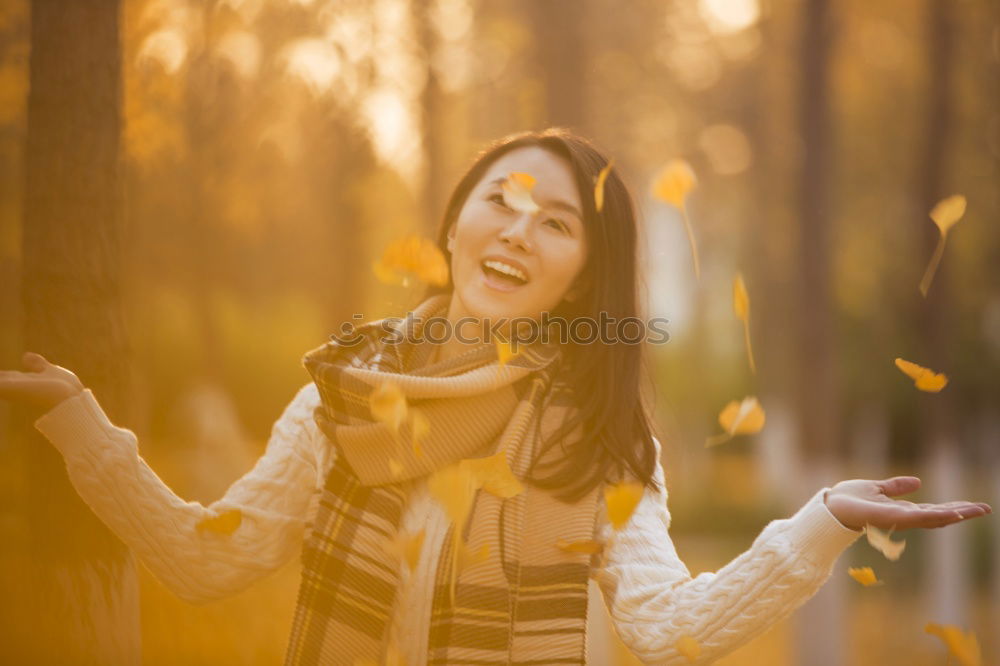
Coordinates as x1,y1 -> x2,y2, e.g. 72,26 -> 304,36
284,294 -> 603,665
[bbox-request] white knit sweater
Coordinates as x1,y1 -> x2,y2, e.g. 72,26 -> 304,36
35,382 -> 864,665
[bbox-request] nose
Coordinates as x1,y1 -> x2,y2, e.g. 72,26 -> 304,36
498,213 -> 533,253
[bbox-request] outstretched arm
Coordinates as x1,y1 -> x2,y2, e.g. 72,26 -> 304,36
592,440 -> 990,665
3,352 -> 331,604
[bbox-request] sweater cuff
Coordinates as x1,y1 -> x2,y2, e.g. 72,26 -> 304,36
782,487 -> 864,566
34,389 -> 124,458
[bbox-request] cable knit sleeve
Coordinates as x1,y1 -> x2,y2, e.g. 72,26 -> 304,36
592,438 -> 864,665
33,382 -> 334,605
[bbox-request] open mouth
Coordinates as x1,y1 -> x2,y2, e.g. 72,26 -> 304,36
481,259 -> 529,290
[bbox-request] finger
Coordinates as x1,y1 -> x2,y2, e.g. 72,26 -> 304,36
877,476 -> 921,497
906,505 -> 989,530
22,352 -> 48,372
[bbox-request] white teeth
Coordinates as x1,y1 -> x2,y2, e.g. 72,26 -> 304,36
483,260 -> 528,283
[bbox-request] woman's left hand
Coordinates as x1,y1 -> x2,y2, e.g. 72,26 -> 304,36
824,476 -> 992,532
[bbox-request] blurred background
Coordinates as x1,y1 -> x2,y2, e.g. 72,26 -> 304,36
0,0 -> 997,664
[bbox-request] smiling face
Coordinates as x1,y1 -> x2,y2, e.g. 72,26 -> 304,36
445,146 -> 589,326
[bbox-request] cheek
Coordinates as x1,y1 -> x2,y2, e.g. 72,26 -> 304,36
550,243 -> 587,287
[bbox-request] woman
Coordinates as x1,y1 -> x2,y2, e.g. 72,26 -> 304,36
1,128 -> 991,665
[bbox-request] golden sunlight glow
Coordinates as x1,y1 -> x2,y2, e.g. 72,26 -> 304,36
698,124 -> 752,175
281,38 -> 341,94
698,0 -> 760,34
137,29 -> 188,74
216,0 -> 264,23
216,31 -> 261,81
362,87 -> 424,184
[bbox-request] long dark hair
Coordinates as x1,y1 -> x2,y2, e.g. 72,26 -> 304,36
424,128 -> 661,502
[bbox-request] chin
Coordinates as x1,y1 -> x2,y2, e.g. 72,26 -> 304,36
460,286 -> 533,323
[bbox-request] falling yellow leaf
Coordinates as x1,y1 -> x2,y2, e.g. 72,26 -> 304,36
865,524 -> 906,561
920,194 -> 967,297
594,158 -> 615,212
428,461 -> 478,527
496,337 -> 521,366
605,481 -> 644,530
555,539 -> 604,555
675,635 -> 701,662
652,160 -> 697,207
929,194 -> 967,235
733,273 -> 756,374
706,397 -> 766,447
383,528 -> 425,572
466,450 -> 524,498
370,381 -> 408,434
373,235 -> 449,288
924,623 -> 982,666
847,566 -> 883,587
502,172 -> 540,214
652,159 -> 700,280
409,408 -> 429,458
455,540 -> 490,574
894,358 -> 948,393
196,508 -> 242,536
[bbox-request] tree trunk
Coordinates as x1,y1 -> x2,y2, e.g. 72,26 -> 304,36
17,0 -> 139,662
529,0 -> 586,131
792,1 -> 846,664
914,0 -> 967,628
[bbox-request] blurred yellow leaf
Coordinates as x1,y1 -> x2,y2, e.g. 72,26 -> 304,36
924,623 -> 981,666
919,194 -> 966,297
555,539 -> 604,555
847,566 -> 883,586
652,159 -> 700,280
455,540 -> 490,574
383,528 -> 425,572
594,158 -> 615,212
652,160 -> 697,207
605,481 -> 644,530
466,450 -> 524,498
373,235 -> 449,288
496,337 -> 521,366
370,381 -> 408,434
428,461 -> 478,527
675,635 -> 701,662
502,172 -> 540,214
196,508 -> 242,536
409,408 -> 429,458
706,397 -> 766,447
929,194 -> 967,235
894,358 -> 948,393
372,258 -> 407,286
865,524 -> 906,561
733,273 -> 756,374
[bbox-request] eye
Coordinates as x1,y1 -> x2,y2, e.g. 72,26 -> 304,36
487,193 -> 510,209
544,218 -> 568,233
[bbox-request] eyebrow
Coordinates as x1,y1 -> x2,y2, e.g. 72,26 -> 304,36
487,177 -> 583,221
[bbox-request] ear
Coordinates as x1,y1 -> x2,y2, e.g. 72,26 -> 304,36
446,224 -> 456,253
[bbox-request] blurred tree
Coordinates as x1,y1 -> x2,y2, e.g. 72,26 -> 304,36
18,0 -> 140,662
791,1 -> 846,665
529,0 -> 586,131
418,0 -> 447,232
915,0 -> 968,629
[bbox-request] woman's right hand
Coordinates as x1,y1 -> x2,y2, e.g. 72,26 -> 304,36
0,351 -> 85,411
